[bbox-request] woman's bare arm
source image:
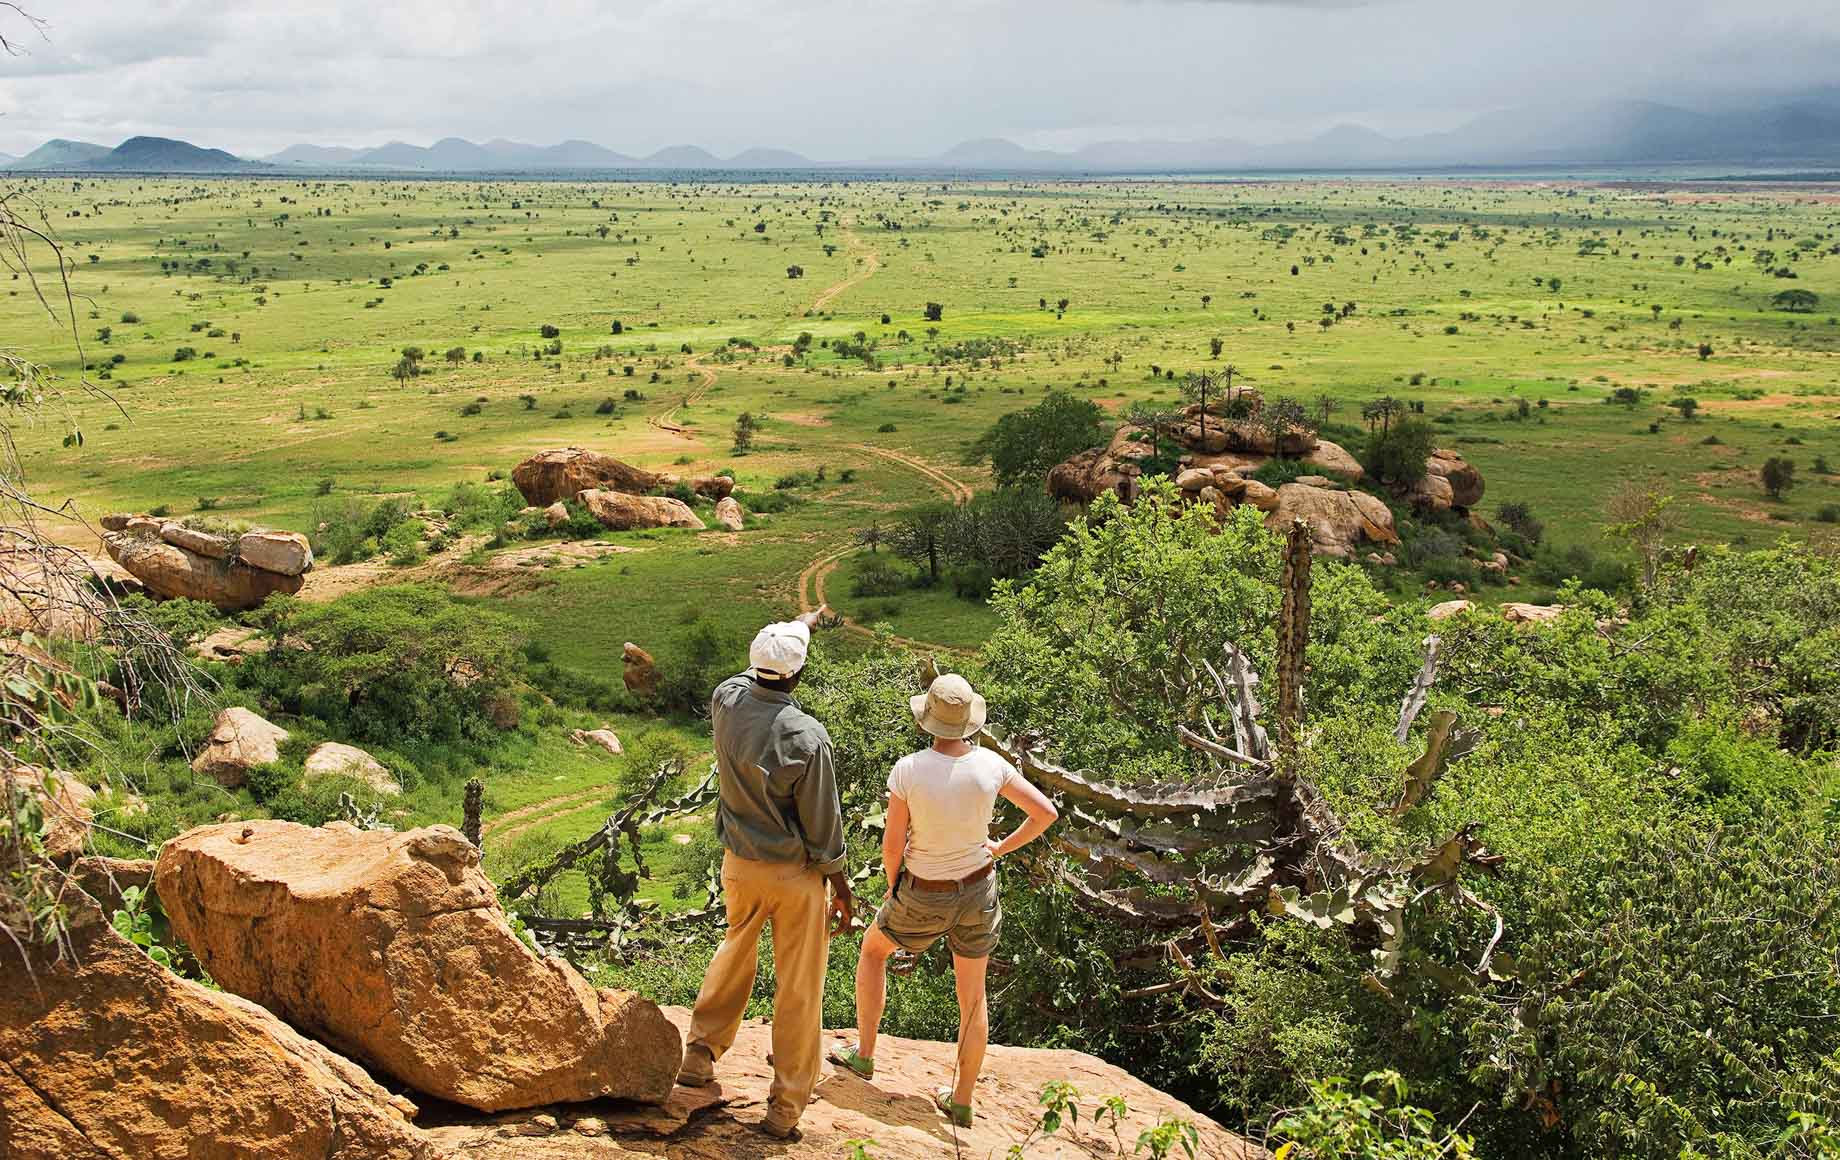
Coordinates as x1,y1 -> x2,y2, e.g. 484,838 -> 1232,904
987,776 -> 1058,861
882,793 -> 910,886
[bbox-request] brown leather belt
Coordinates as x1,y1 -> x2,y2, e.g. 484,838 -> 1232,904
902,862 -> 994,892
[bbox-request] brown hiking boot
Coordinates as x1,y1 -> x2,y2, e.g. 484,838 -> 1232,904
676,1043 -> 715,1087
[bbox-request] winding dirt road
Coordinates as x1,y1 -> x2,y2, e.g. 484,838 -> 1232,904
806,218 -> 881,315
797,444 -> 977,655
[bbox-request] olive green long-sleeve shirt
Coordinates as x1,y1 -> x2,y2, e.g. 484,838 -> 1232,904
709,674 -> 847,876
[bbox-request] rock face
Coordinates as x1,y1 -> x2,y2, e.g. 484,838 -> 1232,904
103,531 -> 306,612
1267,483 -> 1400,559
2,765 -> 95,860
156,821 -> 683,1113
190,707 -> 289,789
690,475 -> 735,500
512,448 -> 664,507
544,501 -> 570,528
159,523 -> 231,559
0,903 -> 438,1160
303,742 -> 402,796
622,642 -> 659,698
714,496 -> 745,531
191,624 -> 268,662
579,489 -> 705,531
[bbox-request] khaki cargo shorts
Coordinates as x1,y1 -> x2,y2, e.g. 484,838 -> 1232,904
873,870 -> 1002,958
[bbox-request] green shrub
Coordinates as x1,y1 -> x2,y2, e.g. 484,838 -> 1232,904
241,585 -> 524,746
850,557 -> 908,598
1251,457 -> 1310,487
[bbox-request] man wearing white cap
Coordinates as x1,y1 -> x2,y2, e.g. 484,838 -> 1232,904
677,605 -> 853,1141
828,672 -> 1058,1129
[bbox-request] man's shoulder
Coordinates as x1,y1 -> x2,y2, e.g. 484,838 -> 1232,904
781,704 -> 831,749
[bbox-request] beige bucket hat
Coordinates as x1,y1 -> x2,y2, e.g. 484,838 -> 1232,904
909,673 -> 988,740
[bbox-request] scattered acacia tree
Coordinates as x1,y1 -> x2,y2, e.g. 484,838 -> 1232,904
1602,482 -> 1678,587
1772,289 -> 1820,313
853,524 -> 884,554
922,302 -> 944,322
1761,456 -> 1797,500
786,265 -> 803,279
969,390 -> 1107,489
1698,342 -> 1714,360
1667,396 -> 1699,421
731,411 -> 760,455
887,505 -> 953,583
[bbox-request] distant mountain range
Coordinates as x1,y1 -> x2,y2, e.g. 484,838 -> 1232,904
9,136 -> 251,172
8,95 -> 1840,175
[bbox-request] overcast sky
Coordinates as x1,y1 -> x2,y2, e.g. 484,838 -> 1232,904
1,0 -> 1837,159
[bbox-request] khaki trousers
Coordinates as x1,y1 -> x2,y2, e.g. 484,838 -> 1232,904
686,851 -> 830,1127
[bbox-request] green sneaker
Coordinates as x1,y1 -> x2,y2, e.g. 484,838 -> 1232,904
827,1044 -> 874,1079
934,1086 -> 973,1128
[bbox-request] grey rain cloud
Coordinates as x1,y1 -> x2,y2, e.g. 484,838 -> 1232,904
1,0 -> 1837,159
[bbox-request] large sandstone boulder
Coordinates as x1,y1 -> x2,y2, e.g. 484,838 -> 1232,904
690,475 -> 735,500
303,742 -> 401,796
571,728 -> 623,756
104,532 -> 305,612
156,821 -> 683,1113
579,489 -> 705,531
622,642 -> 658,698
2,765 -> 96,860
1420,449 -> 1484,510
1303,439 -> 1364,482
1,902 -> 437,1160
190,707 -> 289,789
512,448 -> 663,507
1267,483 -> 1400,558
236,530 -> 314,576
713,496 -> 745,531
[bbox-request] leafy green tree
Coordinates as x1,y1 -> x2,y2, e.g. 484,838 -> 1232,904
1762,456 -> 1797,499
969,391 -> 1107,489
1362,418 -> 1437,486
732,411 -> 760,454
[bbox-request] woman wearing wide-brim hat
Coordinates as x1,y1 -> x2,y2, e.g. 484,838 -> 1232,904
827,673 -> 1059,1128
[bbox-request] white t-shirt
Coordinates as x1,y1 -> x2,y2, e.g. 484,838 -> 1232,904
887,747 -> 1022,881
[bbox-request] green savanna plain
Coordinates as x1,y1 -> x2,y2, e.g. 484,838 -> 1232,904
7,174 -> 1839,892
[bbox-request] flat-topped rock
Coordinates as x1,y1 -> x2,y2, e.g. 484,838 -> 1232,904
578,489 -> 705,531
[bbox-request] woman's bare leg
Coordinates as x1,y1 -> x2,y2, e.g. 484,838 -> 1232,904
950,951 -> 990,1108
855,923 -> 899,1061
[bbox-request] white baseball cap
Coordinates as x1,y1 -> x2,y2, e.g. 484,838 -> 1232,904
749,620 -> 811,680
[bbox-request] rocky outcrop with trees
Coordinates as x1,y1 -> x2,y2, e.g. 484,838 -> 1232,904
1045,392 -> 1483,559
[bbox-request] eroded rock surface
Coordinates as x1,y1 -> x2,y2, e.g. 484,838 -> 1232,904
1267,483 -> 1400,558
0,903 -> 437,1160
423,1006 -> 1264,1159
155,821 -> 682,1113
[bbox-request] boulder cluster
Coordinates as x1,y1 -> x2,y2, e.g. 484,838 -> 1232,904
3,817 -> 683,1158
100,514 -> 313,611
1046,399 -> 1484,560
511,447 -> 741,533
